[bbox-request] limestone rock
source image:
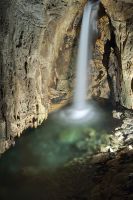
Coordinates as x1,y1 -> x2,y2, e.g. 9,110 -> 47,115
101,0 -> 133,109
89,14 -> 110,99
0,0 -> 87,153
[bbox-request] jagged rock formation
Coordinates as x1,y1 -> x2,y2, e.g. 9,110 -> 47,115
101,0 -> 133,109
0,0 -> 133,153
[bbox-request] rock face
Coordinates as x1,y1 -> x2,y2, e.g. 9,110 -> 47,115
101,0 -> 133,109
0,0 -> 133,153
89,14 -> 110,99
0,0 -> 87,153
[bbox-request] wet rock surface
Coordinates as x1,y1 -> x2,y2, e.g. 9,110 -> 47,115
100,109 -> 133,153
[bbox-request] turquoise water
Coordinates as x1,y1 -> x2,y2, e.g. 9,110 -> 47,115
0,102 -> 121,200
0,116 -> 108,173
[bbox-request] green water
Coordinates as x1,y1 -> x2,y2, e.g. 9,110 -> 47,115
0,103 -> 121,200
0,117 -> 109,173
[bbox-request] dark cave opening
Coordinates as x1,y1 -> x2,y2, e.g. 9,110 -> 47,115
131,78 -> 133,92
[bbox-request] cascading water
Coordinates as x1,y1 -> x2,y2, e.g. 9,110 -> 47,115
0,1 -> 120,198
57,0 -> 100,123
73,0 -> 99,110
0,2 -> 119,197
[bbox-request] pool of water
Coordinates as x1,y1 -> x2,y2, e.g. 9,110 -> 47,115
0,101 -> 121,200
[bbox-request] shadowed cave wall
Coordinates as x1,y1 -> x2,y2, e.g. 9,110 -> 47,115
0,0 -> 133,153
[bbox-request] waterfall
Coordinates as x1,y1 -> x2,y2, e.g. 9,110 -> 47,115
73,0 -> 99,110
56,0 -> 100,123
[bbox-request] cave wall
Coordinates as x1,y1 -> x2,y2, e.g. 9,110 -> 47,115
0,0 -> 87,153
0,0 -> 133,153
101,0 -> 133,109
